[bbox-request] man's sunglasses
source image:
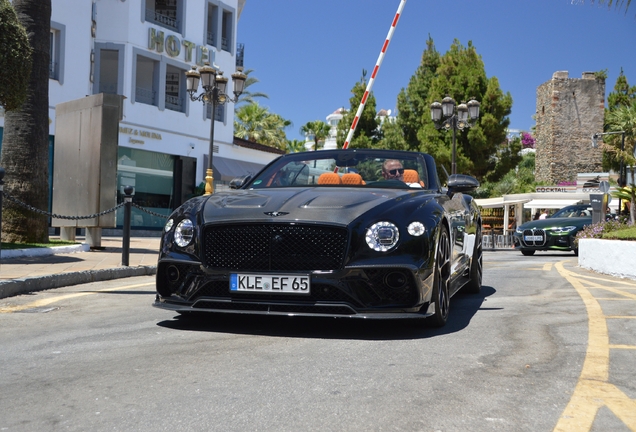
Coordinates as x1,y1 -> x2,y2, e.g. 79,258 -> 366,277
387,168 -> 404,175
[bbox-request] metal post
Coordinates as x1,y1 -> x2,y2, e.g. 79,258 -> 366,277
451,117 -> 457,175
0,167 -> 4,266
122,186 -> 133,266
204,88 -> 218,195
619,132 -> 625,215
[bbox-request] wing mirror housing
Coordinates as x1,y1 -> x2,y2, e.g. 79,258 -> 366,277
229,175 -> 251,189
447,174 -> 479,195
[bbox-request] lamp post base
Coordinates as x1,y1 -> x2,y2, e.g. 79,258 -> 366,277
204,168 -> 214,195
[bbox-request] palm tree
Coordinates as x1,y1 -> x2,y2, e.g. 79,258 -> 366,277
0,0 -> 51,243
0,0 -> 32,111
605,104 -> 636,224
234,102 -> 290,150
235,69 -> 268,108
286,139 -> 306,153
578,0 -> 633,15
300,121 -> 331,151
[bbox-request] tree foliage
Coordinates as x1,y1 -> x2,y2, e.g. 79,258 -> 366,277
235,69 -> 268,108
397,37 -> 514,181
336,70 -> 380,149
0,0 -> 33,111
603,72 -> 636,174
300,120 -> 330,151
603,104 -> 636,224
234,102 -> 290,150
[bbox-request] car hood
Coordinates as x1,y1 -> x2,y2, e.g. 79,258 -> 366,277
518,216 -> 592,230
201,187 -> 433,225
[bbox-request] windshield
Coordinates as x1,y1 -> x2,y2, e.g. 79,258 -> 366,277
246,150 -> 429,190
551,205 -> 593,218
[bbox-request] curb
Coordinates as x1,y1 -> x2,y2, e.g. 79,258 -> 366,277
0,243 -> 90,259
0,265 -> 157,299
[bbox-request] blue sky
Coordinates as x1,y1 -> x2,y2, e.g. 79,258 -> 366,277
238,0 -> 636,141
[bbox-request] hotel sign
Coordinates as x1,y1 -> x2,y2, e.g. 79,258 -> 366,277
148,27 -> 214,65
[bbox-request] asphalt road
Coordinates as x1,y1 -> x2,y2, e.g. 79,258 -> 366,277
0,251 -> 634,432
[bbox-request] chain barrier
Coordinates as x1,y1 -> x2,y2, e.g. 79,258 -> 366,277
1,191 -> 167,220
131,203 -> 168,219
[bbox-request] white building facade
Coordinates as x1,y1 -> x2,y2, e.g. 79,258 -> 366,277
0,0 -> 281,230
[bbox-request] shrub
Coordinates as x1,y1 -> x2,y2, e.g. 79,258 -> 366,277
575,219 -> 630,247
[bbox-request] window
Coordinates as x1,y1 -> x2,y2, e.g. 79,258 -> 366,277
49,22 -> 65,82
165,65 -> 185,113
205,2 -> 234,53
98,49 -> 120,94
135,55 -> 159,107
206,3 -> 219,47
145,0 -> 183,33
116,148 -> 174,229
221,9 -> 232,52
206,102 -> 225,122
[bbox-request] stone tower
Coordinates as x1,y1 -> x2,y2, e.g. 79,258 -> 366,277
535,71 -> 605,184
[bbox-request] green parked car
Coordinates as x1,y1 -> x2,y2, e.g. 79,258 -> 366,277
512,204 -> 593,256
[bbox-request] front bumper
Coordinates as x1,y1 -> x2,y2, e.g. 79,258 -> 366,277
154,260 -> 435,319
512,232 -> 576,251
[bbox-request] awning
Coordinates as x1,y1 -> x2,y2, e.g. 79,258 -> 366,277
523,199 -> 582,209
475,198 -> 530,208
210,156 -> 265,182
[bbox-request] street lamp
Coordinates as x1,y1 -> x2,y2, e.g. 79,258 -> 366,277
186,62 -> 246,195
430,96 -> 480,175
592,130 -> 626,214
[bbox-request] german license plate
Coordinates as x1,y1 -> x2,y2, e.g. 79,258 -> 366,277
525,235 -> 543,241
230,274 -> 310,294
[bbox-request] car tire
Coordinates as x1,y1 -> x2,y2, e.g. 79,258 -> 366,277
521,249 -> 535,256
464,225 -> 482,294
426,225 -> 451,328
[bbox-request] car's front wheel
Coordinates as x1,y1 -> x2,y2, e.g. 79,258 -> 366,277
521,249 -> 535,256
427,225 -> 451,327
464,225 -> 482,294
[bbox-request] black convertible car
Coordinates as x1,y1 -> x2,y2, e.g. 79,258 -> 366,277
154,149 -> 482,327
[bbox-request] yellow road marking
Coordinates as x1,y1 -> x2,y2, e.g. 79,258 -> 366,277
553,261 -> 636,431
543,263 -> 553,271
0,282 -> 154,313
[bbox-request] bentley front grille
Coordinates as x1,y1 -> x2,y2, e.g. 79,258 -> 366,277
203,223 -> 348,272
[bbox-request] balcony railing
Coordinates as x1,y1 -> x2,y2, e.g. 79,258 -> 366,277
165,94 -> 184,112
206,103 -> 224,122
207,31 -> 215,46
135,87 -> 157,106
145,8 -> 179,31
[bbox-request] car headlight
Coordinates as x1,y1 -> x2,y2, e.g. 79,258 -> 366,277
174,219 -> 194,247
164,218 -> 174,233
407,221 -> 426,236
551,226 -> 576,233
515,227 -> 523,234
366,221 -> 399,252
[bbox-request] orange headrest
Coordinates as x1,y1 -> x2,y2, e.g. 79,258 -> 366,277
317,173 -> 342,185
341,173 -> 363,185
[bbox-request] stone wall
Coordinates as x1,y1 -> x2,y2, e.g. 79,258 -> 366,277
535,71 -> 605,184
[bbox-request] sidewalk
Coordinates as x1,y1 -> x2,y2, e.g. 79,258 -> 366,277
0,236 -> 160,299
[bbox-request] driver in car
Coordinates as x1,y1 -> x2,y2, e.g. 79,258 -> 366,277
382,159 -> 404,181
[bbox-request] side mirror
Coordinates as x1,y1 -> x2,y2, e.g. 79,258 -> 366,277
229,175 -> 251,189
447,174 -> 479,195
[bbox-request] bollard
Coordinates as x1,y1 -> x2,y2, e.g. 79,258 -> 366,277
122,185 -> 134,266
